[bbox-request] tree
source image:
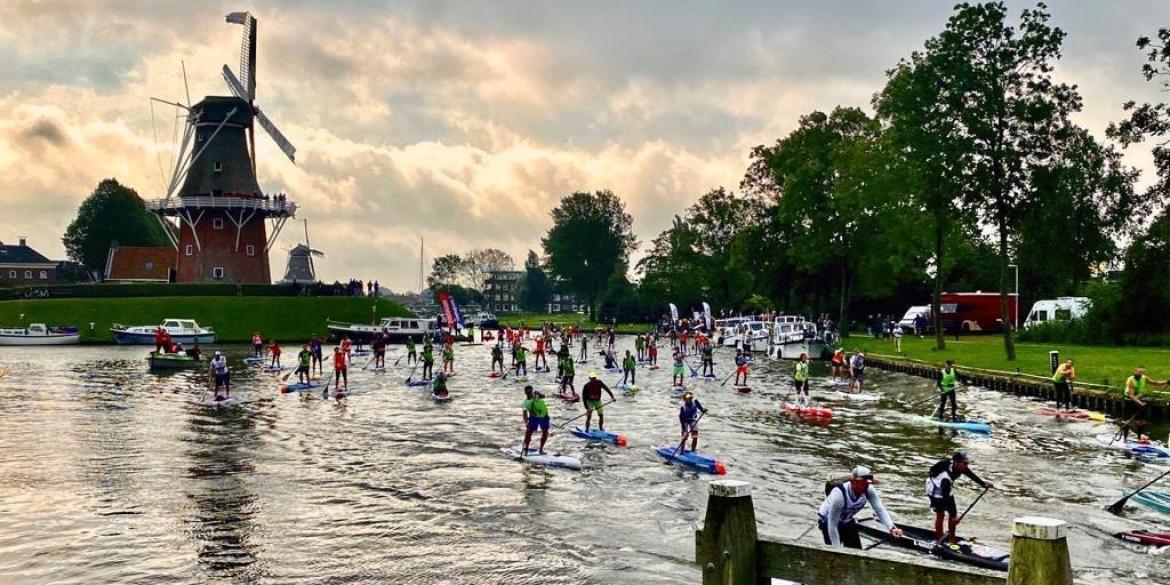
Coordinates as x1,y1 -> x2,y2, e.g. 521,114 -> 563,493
1115,210 -> 1170,339
1109,27 -> 1170,201
927,2 -> 1082,360
542,190 -> 637,317
62,178 -> 170,276
427,254 -> 463,290
518,250 -> 551,311
461,248 -> 514,291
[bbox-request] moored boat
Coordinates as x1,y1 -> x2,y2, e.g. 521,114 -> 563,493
0,323 -> 80,346
327,316 -> 438,344
767,315 -> 827,360
147,352 -> 205,370
111,319 -> 216,345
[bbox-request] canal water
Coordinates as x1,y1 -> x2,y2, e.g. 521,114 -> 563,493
0,339 -> 1167,585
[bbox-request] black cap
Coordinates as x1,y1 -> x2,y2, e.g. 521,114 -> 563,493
952,451 -> 969,463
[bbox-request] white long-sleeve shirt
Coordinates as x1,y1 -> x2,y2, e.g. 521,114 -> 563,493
817,484 -> 895,546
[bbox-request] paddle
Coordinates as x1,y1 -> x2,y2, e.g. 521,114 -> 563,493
360,353 -> 378,371
664,410 -> 707,464
719,370 -> 736,387
405,362 -> 420,384
393,351 -> 407,367
555,398 -> 617,429
202,369 -> 213,403
1106,468 -> 1170,514
934,486 -> 990,549
1109,414 -> 1140,446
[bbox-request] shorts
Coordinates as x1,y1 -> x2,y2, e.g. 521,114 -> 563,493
1124,400 -> 1147,420
296,365 -> 310,374
929,495 -> 958,516
585,399 -> 603,412
853,371 -> 866,381
682,421 -> 700,435
794,379 -> 808,392
312,351 -> 323,361
527,416 -> 550,432
736,366 -> 749,375
215,372 -> 230,386
673,365 -> 684,376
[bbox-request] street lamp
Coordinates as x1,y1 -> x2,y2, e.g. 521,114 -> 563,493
1008,263 -> 1019,328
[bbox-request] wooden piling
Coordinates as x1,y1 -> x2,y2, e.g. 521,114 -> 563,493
697,480 -> 757,585
1006,517 -> 1072,585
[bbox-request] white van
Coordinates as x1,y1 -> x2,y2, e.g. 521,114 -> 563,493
1023,297 -> 1090,329
898,306 -> 930,332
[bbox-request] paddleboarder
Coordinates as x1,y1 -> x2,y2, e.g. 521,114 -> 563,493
672,347 -> 686,386
372,334 -> 386,369
794,352 -> 811,405
621,350 -> 637,386
251,331 -> 263,358
296,344 -> 312,384
818,466 -> 903,549
432,372 -> 450,399
701,342 -> 714,377
490,343 -> 505,374
515,344 -> 529,377
267,339 -> 282,369
635,333 -> 646,362
582,372 -> 616,432
332,346 -> 348,392
849,351 -> 866,392
1052,359 -> 1076,411
406,336 -> 418,365
578,334 -> 589,362
210,350 -> 230,401
926,452 -> 993,545
830,348 -> 846,385
734,349 -> 750,387
421,344 -> 435,380
647,334 -> 658,366
310,335 -> 324,376
442,342 -> 455,374
1122,367 -> 1166,442
561,356 -> 577,395
534,336 -> 548,372
521,385 -> 550,456
679,392 -> 708,452
936,360 -> 959,421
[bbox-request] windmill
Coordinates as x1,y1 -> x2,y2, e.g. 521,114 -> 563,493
281,219 -> 324,284
146,11 -> 298,284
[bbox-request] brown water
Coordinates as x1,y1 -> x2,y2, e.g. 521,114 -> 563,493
0,340 -> 1167,584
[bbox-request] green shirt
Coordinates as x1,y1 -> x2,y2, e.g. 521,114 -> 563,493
423,348 -> 434,364
794,361 -> 809,382
635,337 -> 645,349
1128,375 -> 1149,397
433,376 -> 447,391
443,347 -> 454,359
298,350 -> 312,366
563,360 -> 575,376
523,398 -> 548,418
623,355 -> 636,370
406,339 -> 416,353
516,348 -> 527,363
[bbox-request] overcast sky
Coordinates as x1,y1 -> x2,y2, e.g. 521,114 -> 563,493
1,0 -> 1167,292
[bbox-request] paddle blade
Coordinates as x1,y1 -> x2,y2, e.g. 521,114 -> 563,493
1106,498 -> 1128,515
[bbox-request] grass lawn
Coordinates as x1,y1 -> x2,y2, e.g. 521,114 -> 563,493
0,297 -> 410,343
845,333 -> 1170,389
496,312 -> 653,335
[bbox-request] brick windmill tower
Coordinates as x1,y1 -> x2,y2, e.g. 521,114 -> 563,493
149,12 -> 297,284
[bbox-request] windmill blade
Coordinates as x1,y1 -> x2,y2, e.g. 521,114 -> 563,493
225,12 -> 256,102
221,65 -> 247,100
256,109 -> 297,163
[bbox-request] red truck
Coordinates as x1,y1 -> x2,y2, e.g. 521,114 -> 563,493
939,292 -> 1018,332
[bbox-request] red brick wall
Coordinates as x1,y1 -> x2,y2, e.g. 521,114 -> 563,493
0,266 -> 56,284
175,210 -> 272,283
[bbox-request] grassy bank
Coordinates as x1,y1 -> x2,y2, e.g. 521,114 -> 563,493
0,297 -> 411,343
496,312 -> 653,335
845,334 -> 1170,388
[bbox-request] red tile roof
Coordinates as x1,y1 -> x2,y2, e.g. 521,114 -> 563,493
105,246 -> 176,282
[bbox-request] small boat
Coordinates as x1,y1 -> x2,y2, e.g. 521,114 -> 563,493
1132,490 -> 1170,514
654,445 -> 726,474
111,319 -> 216,345
855,517 -> 1009,572
782,403 -> 833,419
571,427 -> 628,446
146,352 -> 205,370
1036,407 -> 1104,421
0,323 -> 79,346
914,416 -> 992,433
500,446 -> 583,470
766,315 -> 827,360
1115,530 -> 1170,547
327,316 -> 441,344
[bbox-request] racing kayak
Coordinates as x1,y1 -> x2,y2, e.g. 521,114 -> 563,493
281,381 -> 320,393
1115,530 -> 1170,547
1094,433 -> 1170,461
1036,407 -> 1104,421
856,517 -> 1009,571
653,445 -> 726,474
1133,490 -> 1170,514
500,446 -> 583,470
913,416 -> 992,433
781,403 -> 833,419
571,427 -> 628,446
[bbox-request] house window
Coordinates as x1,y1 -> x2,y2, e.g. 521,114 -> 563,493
246,244 -> 255,256
213,161 -> 223,172
185,245 -> 194,256
24,270 -> 32,279
212,218 -> 224,230
145,261 -> 154,271
7,271 -> 14,278
39,271 -> 48,279
212,267 -> 225,280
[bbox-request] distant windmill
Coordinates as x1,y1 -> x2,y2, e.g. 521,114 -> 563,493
147,11 -> 298,284
281,219 -> 324,284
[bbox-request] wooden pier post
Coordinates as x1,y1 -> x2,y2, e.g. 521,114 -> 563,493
698,480 -> 757,585
1007,517 -> 1072,585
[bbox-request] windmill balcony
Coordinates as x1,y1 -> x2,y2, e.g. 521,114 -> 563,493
148,193 -> 296,218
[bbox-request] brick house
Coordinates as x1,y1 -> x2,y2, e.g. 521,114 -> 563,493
0,238 -> 56,284
104,244 -> 177,283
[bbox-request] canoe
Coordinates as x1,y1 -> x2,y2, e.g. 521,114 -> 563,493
1094,433 -> 1170,460
653,445 -> 726,474
856,518 -> 1009,572
146,353 -> 205,370
914,416 -> 991,433
500,446 -> 583,470
571,427 -> 628,446
1133,490 -> 1170,515
1115,530 -> 1170,547
781,403 -> 833,419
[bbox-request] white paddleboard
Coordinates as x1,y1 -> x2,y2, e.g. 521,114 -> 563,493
500,446 -> 583,470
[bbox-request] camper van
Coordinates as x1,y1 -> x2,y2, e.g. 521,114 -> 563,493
1023,297 -> 1090,329
898,306 -> 930,333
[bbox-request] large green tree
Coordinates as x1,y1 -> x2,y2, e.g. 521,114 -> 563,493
542,190 -> 637,317
426,254 -> 464,290
1109,27 -> 1170,200
62,178 -> 170,276
517,250 -> 551,311
927,1 -> 1082,360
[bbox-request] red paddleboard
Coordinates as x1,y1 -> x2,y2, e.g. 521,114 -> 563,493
558,392 -> 580,403
1115,530 -> 1170,547
735,386 -> 751,394
488,372 -> 500,378
782,403 -> 833,419
649,366 -> 661,370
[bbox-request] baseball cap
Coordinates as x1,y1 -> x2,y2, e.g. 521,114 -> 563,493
851,465 -> 876,482
952,452 -> 970,463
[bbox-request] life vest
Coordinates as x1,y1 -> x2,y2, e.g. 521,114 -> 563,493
818,483 -> 868,524
795,361 -> 809,382
212,356 -> 228,376
940,368 -> 957,392
1128,375 -> 1149,397
925,463 -> 954,499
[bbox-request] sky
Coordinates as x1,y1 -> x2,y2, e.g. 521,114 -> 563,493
0,0 -> 1167,292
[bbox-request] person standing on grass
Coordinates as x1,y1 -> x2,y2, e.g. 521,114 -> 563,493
1052,359 -> 1076,411
893,323 -> 903,353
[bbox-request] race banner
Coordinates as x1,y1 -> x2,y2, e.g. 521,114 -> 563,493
438,291 -> 463,329
669,303 -> 679,323
702,302 -> 713,330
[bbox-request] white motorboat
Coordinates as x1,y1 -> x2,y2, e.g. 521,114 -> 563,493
110,319 -> 216,345
735,320 -> 771,352
328,316 -> 438,344
714,317 -> 751,347
0,323 -> 80,346
767,316 -> 827,360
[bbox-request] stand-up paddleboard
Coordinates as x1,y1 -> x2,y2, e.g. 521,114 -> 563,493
488,371 -> 501,378
653,445 -> 726,474
557,391 -> 580,403
734,386 -> 751,394
1036,407 -> 1104,421
432,392 -> 452,402
671,386 -> 688,397
1115,530 -> 1170,547
500,446 -> 583,470
406,379 -> 430,387
1096,433 -> 1170,460
571,427 -> 628,446
782,403 -> 833,419
370,366 -> 386,373
648,365 -> 660,370
831,391 -> 881,401
913,416 -> 992,433
262,365 -> 286,373
281,381 -> 320,394
243,356 -> 264,365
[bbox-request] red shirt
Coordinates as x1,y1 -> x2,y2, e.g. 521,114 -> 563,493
333,352 -> 347,369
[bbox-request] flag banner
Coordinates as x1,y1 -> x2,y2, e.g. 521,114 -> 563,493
226,12 -> 249,24
669,303 -> 679,323
702,302 -> 713,330
438,291 -> 465,329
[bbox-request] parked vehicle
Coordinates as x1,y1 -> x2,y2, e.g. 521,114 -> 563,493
1023,297 -> 1090,329
897,306 -> 930,333
940,292 -> 1018,332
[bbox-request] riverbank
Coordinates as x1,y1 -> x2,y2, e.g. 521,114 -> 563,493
0,297 -> 410,343
496,312 -> 651,334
